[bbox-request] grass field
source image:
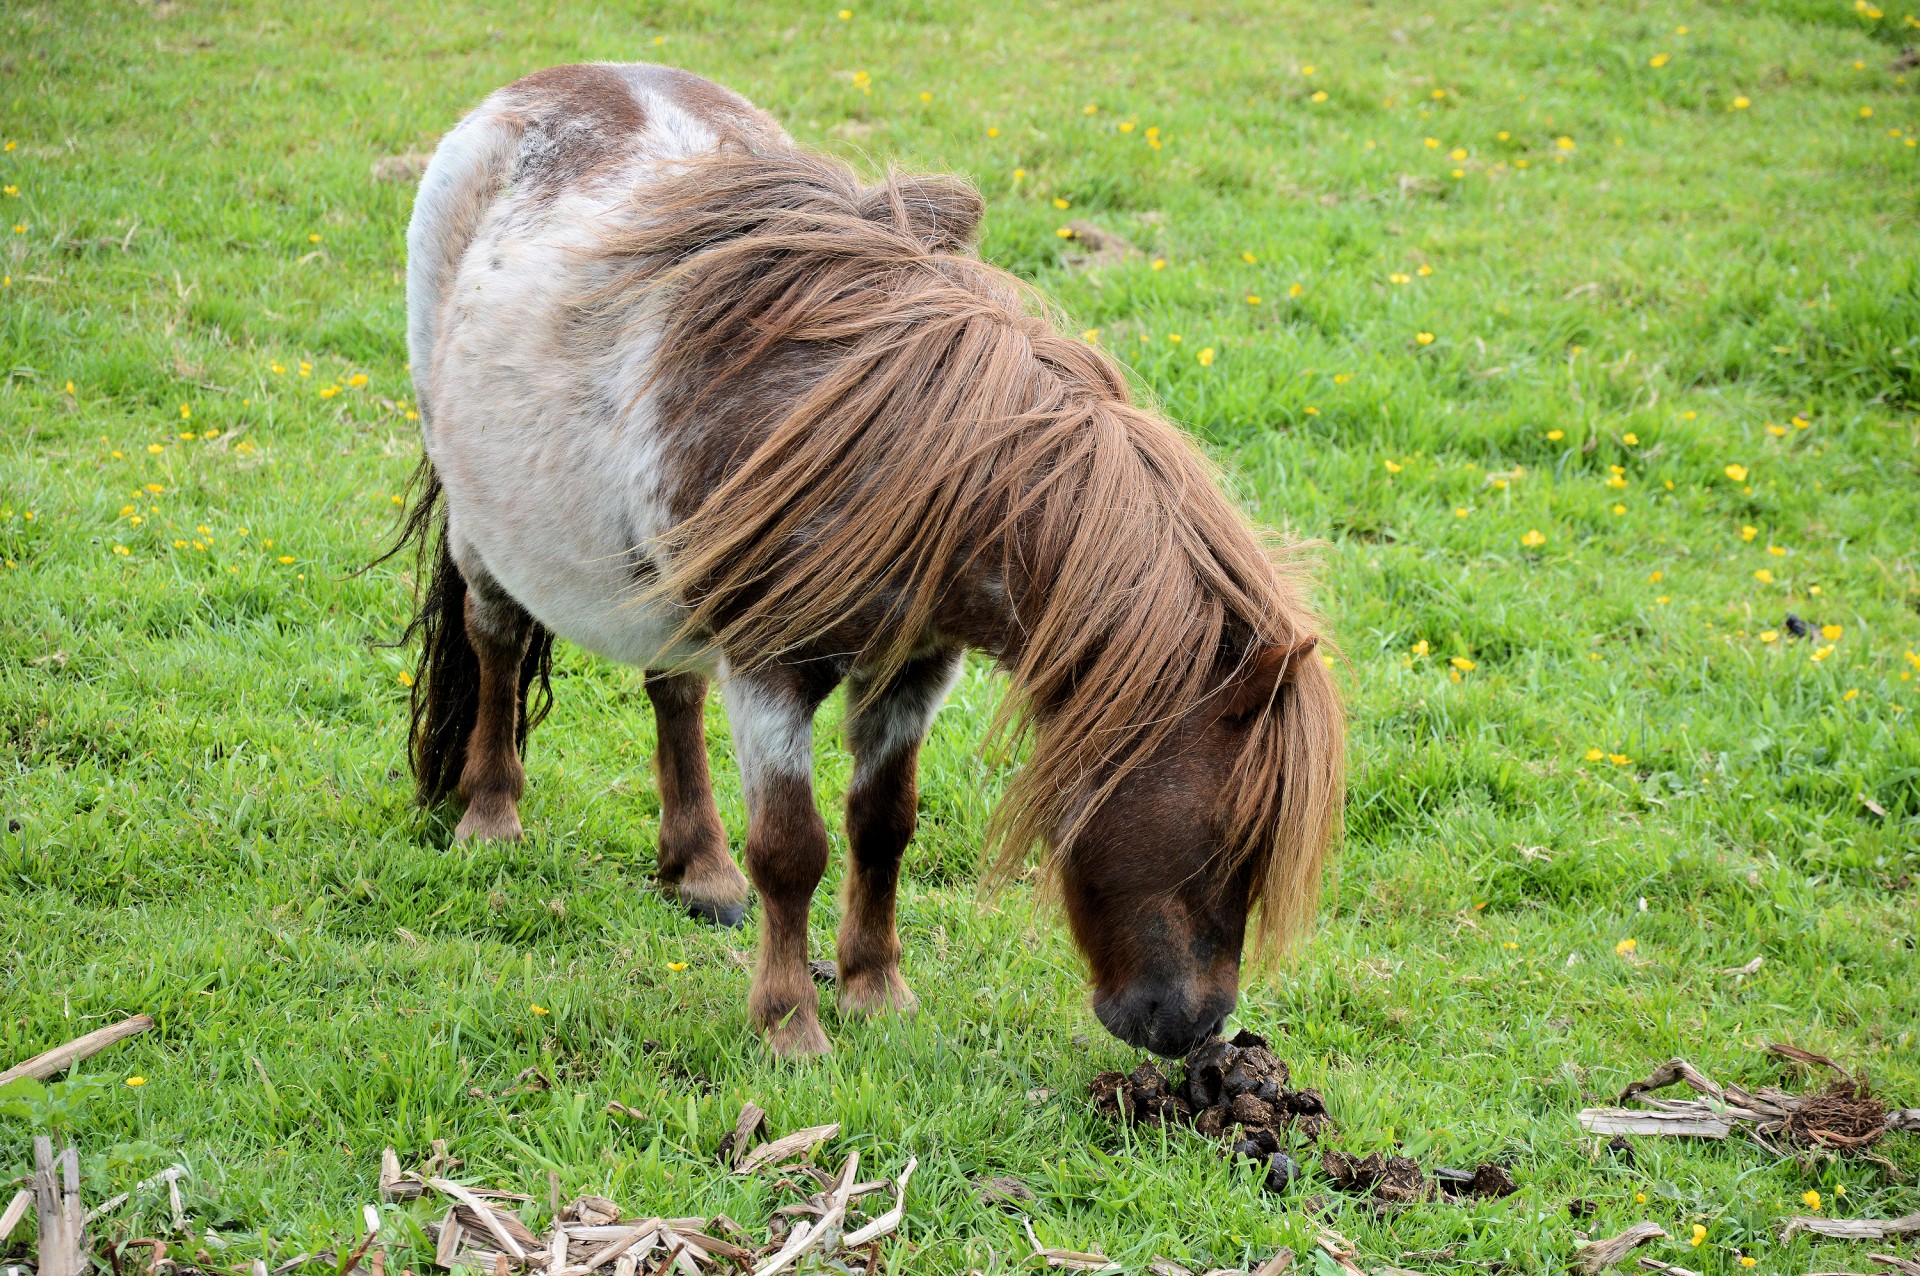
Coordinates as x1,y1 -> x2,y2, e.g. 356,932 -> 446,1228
3,1 -> 1919,1272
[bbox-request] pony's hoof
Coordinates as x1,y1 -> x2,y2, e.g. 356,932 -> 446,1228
837,969 -> 918,1018
767,1014 -> 832,1058
684,895 -> 748,929
455,802 -> 523,843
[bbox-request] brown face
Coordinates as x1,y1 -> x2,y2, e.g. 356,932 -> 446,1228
1058,691 -> 1263,1058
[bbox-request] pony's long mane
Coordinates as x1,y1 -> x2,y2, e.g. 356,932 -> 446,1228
596,149 -> 1343,955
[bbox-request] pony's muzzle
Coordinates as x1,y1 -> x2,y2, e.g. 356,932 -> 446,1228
1092,982 -> 1234,1059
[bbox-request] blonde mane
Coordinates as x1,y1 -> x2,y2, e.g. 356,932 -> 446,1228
596,148 -> 1344,954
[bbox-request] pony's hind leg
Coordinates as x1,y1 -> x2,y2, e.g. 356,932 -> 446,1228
836,646 -> 964,1018
721,663 -> 838,1057
644,671 -> 749,927
454,570 -> 539,842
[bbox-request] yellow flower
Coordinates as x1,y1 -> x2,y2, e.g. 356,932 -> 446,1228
1586,748 -> 1605,761
838,7 -> 851,16
1241,251 -> 1258,263
1766,422 -> 1787,436
1411,639 -> 1430,657
1634,1192 -> 1646,1204
1547,429 -> 1564,440
1724,463 -> 1749,482
1521,529 -> 1546,547
146,483 -> 164,493
1300,64 -> 1316,76
1733,96 -> 1751,109
1612,504 -> 1626,515
1417,264 -> 1433,276
1454,507 -> 1469,518
1617,937 -> 1638,954
1310,90 -> 1328,103
1741,525 -> 1758,541
1168,333 -> 1181,343
667,961 -> 689,971
1812,645 -> 1833,662
1740,1259 -> 1756,1269
1055,226 -> 1075,239
320,385 -> 340,398
1759,630 -> 1779,643
1053,196 -> 1071,209
1555,135 -> 1576,151
1012,168 -> 1026,179
1650,53 -> 1671,67
1289,282 -> 1304,297
1503,941 -> 1518,949
1117,119 -> 1133,131
1768,545 -> 1786,557
113,544 -> 131,556
1843,689 -> 1859,701
1650,571 -> 1664,582
347,372 -> 369,387
1754,569 -> 1774,584
147,443 -> 164,454
277,555 -> 295,564
1416,331 -> 1435,345
1383,459 -> 1403,473
1449,656 -> 1476,672
1820,624 -> 1841,641
125,1076 -> 146,1087
1449,147 -> 1467,160
531,1003 -> 550,1015
1390,272 -> 1411,284
1197,347 -> 1215,366
1860,106 -> 1874,118
1424,137 -> 1441,148
1609,753 -> 1631,766
986,126 -> 1000,138
1803,1190 -> 1821,1211
1245,294 -> 1261,305
398,670 -> 415,687
308,232 -> 321,243
1622,432 -> 1638,445
1151,257 -> 1166,270
1081,328 -> 1099,343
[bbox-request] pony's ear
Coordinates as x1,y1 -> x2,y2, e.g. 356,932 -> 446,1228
863,175 -> 985,252
1220,635 -> 1320,720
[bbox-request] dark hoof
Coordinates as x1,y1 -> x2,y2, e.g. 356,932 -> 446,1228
685,896 -> 747,928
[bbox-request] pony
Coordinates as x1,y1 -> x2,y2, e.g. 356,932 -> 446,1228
396,62 -> 1344,1058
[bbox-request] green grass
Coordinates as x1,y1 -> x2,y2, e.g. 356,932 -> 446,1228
3,1 -> 1918,1273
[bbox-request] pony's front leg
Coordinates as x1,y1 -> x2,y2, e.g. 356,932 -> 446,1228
837,646 -> 964,1017
721,664 -> 836,1057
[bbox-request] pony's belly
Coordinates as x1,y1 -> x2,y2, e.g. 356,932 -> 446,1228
436,442 -> 705,673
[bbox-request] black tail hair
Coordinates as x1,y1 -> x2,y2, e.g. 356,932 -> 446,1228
381,457 -> 555,806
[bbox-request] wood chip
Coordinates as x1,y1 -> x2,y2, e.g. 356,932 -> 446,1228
427,1180 -> 529,1262
734,1124 -> 839,1175
842,1157 -> 916,1248
1780,1212 -> 1920,1241
1252,1249 -> 1294,1276
576,1220 -> 660,1272
1634,1260 -> 1700,1276
1572,1223 -> 1668,1274
1764,1042 -> 1849,1079
1868,1255 -> 1920,1276
1312,1229 -> 1365,1276
1577,1109 -> 1733,1138
718,1103 -> 767,1169
0,1191 -> 29,1245
380,1150 -> 418,1202
434,1212 -> 464,1270
1020,1219 -> 1121,1272
0,1015 -> 156,1087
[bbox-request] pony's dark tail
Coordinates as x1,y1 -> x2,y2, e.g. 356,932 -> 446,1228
383,457 -> 554,806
